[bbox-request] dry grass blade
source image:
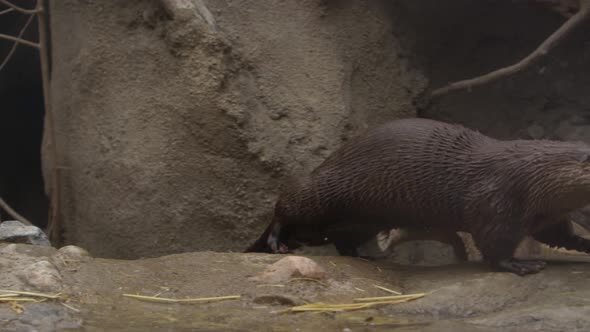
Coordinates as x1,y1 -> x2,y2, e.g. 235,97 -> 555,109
61,302 -> 81,312
0,289 -> 63,299
373,285 -> 402,295
354,293 -> 425,302
0,297 -> 45,302
256,284 -> 285,288
0,289 -> 68,315
122,294 -> 241,303
282,293 -> 426,313
286,300 -> 416,312
9,301 -> 25,314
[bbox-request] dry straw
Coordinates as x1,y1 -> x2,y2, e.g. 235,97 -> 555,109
122,294 -> 241,303
0,289 -> 66,314
281,293 -> 425,313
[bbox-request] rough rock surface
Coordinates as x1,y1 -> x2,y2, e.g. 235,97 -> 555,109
17,260 -> 63,293
0,220 -> 50,246
0,244 -> 80,331
2,243 -> 590,331
48,0 -> 426,259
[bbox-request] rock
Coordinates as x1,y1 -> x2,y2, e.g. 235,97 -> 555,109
52,245 -> 92,271
0,220 -> 51,246
17,260 -> 63,292
250,256 -> 327,283
49,0 -> 425,259
55,245 -> 91,260
0,243 -> 19,255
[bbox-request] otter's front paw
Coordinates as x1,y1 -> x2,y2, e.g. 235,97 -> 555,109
494,259 -> 546,276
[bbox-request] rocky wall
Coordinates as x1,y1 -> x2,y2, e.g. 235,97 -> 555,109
47,0 -> 426,258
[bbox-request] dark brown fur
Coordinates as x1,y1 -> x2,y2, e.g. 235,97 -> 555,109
245,118 -> 590,275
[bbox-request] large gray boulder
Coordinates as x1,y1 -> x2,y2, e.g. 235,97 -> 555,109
47,0 -> 426,258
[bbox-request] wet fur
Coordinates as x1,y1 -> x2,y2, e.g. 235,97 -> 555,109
245,118 -> 590,275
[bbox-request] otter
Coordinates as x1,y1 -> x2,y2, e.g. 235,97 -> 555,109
245,118 -> 590,275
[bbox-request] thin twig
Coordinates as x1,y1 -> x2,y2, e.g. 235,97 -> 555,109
0,7 -> 14,15
0,13 -> 35,72
0,0 -> 39,14
0,197 -> 33,226
0,32 -> 39,49
35,0 -> 61,244
430,0 -> 590,98
61,302 -> 81,312
373,284 -> 402,295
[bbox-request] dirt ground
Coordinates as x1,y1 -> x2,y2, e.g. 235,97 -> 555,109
2,243 -> 590,331
25,1 -> 590,330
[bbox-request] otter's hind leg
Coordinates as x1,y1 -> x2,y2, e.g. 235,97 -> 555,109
328,228 -> 382,258
467,196 -> 547,275
332,233 -> 377,257
533,220 -> 590,253
472,221 -> 546,276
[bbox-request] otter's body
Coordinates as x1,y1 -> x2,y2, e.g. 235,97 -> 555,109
246,118 -> 590,275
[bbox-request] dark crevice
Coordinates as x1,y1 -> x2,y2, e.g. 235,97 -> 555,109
0,0 -> 49,229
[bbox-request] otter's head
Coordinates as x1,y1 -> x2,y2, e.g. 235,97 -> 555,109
536,146 -> 590,210
553,148 -> 590,188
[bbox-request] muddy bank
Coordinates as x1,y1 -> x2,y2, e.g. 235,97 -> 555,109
2,243 -> 590,331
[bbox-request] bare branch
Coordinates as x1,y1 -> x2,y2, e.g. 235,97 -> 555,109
0,32 -> 39,49
0,0 -> 39,15
0,13 -> 35,72
0,7 -> 14,15
35,0 -> 61,243
0,197 -> 33,226
430,0 -> 590,99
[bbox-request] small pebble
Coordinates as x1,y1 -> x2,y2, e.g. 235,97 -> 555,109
57,245 -> 91,259
250,256 -> 327,283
